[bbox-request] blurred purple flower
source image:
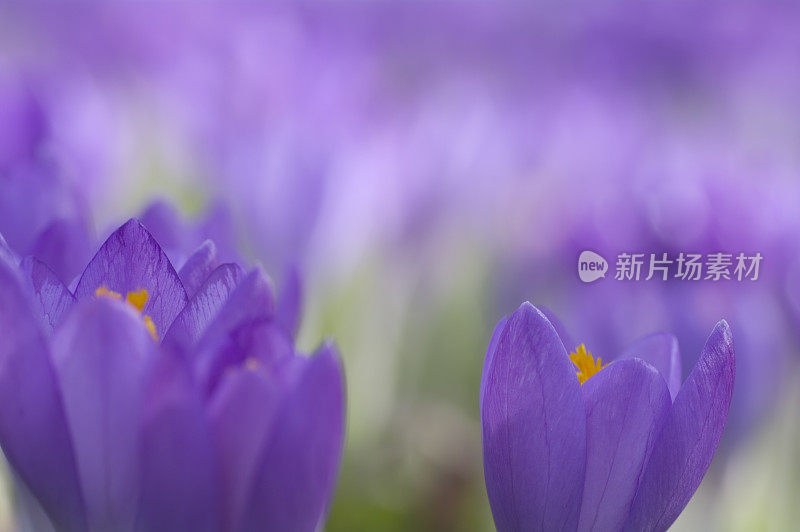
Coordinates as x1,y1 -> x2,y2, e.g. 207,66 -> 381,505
0,218 -> 344,531
137,199 -> 241,268
0,68 -> 93,286
481,302 -> 734,531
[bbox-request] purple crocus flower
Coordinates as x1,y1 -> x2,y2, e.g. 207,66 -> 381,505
481,302 -> 734,532
0,218 -> 345,531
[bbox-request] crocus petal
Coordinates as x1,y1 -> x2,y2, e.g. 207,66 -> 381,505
14,475 -> 58,532
209,365 -> 281,532
136,352 -> 220,532
178,240 -> 220,299
51,298 -> 158,531
616,333 -> 682,401
625,320 -> 735,532
479,315 -> 508,412
164,263 -> 244,353
481,302 -> 586,532
19,256 -> 74,334
0,261 -> 85,531
200,318 -> 294,396
74,219 -> 188,337
191,267 -> 276,360
540,306 -> 578,352
30,218 -> 92,286
238,343 -> 345,532
577,359 -> 671,532
0,231 -> 17,267
275,264 -> 302,339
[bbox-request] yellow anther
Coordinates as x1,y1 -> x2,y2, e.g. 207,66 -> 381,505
94,286 -> 122,300
143,316 -> 158,341
244,357 -> 261,371
125,288 -> 149,312
569,343 -> 606,385
95,285 -> 158,341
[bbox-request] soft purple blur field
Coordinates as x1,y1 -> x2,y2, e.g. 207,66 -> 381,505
2,4 -> 800,531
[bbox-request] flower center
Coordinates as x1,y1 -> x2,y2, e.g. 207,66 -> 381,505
569,343 -> 606,385
94,286 -> 158,341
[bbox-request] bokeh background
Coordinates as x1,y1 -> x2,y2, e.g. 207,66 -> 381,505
2,4 -> 800,531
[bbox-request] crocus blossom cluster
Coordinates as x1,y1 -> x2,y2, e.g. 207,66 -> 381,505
0,218 -> 345,531
481,302 -> 735,532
